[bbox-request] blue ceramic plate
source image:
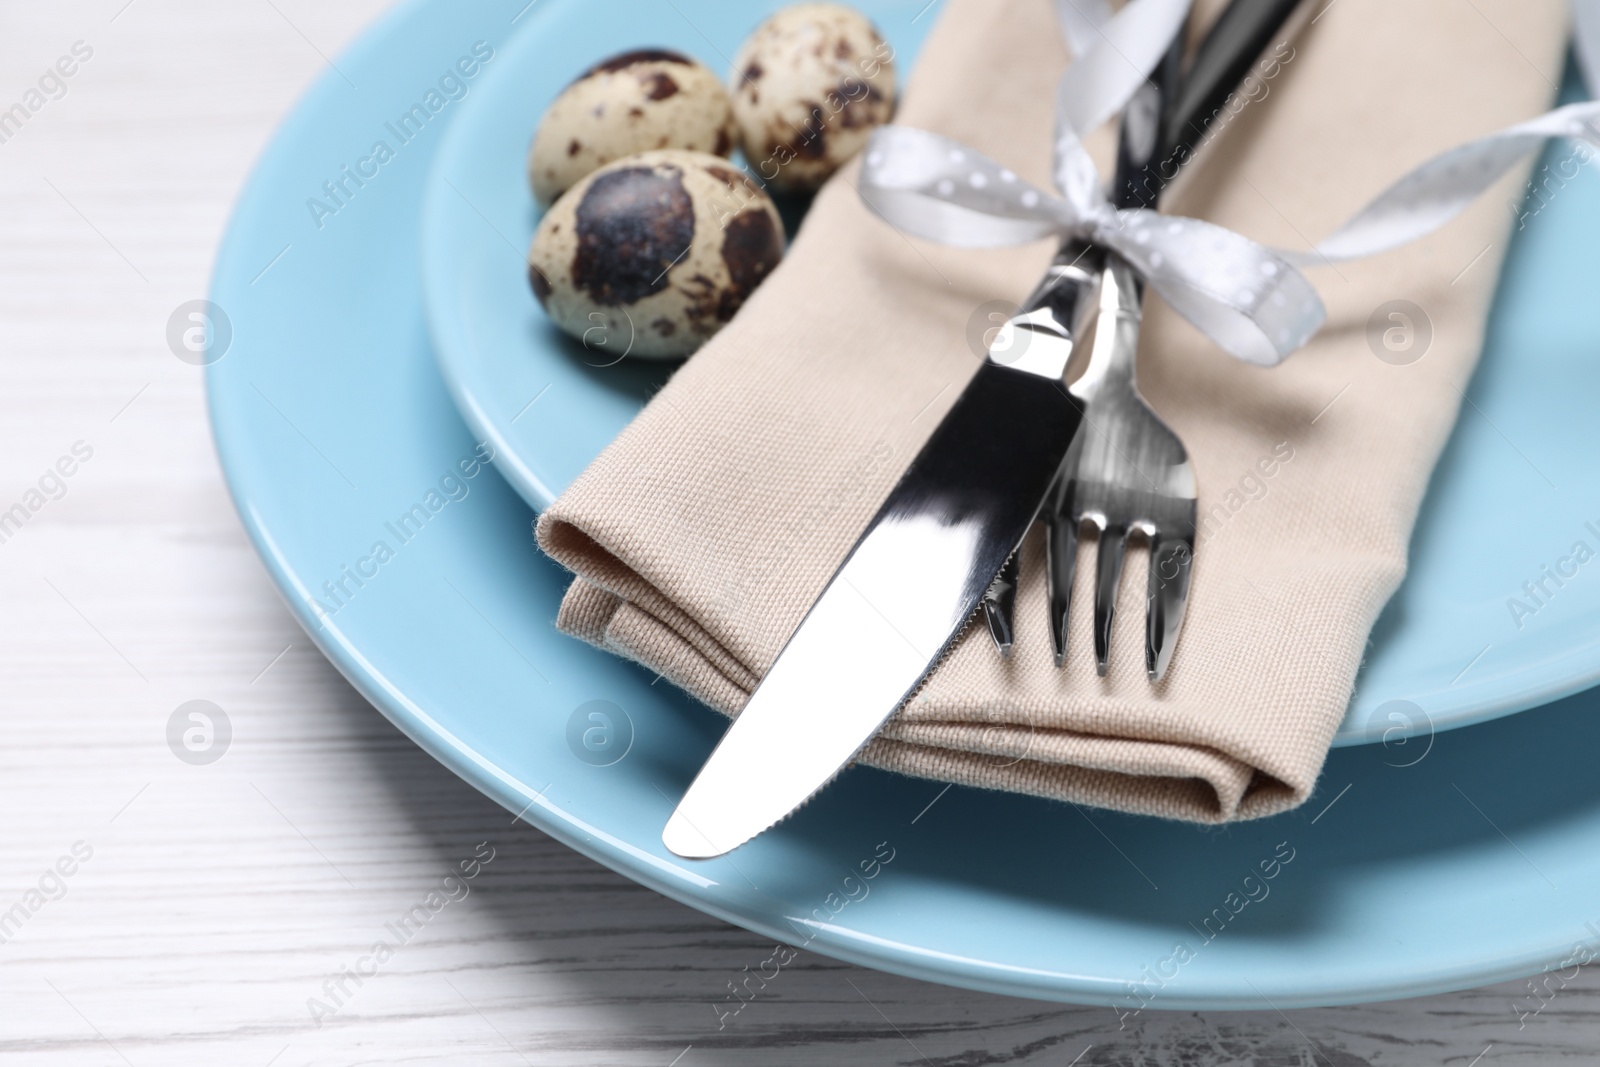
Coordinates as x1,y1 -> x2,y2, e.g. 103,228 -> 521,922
212,0 -> 1600,1008
421,6 -> 1600,746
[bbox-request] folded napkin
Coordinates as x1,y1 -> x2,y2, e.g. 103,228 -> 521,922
537,0 -> 1568,821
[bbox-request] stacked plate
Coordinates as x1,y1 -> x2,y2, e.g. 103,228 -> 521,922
209,0 -> 1600,1007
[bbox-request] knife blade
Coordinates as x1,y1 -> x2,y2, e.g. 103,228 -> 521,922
663,248 -> 1108,858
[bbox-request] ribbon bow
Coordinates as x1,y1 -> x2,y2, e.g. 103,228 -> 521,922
859,0 -> 1600,367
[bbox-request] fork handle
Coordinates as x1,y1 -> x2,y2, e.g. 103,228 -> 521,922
1160,0 -> 1310,175
1061,31 -> 1183,393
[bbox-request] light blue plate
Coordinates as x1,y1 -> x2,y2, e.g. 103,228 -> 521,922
422,7 -> 1600,746
212,0 -> 1600,1008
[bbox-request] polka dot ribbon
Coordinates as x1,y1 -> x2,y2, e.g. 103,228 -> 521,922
859,0 -> 1600,368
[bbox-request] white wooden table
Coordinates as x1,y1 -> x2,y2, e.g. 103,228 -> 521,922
1,1 -> 1595,1063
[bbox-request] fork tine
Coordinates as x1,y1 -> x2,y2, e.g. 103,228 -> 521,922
1145,529 -> 1194,681
1045,506 -> 1079,667
981,550 -> 1020,658
1092,522 -> 1127,676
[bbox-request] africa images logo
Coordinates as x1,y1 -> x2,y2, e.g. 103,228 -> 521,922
305,41 -> 495,230
307,443 -> 495,624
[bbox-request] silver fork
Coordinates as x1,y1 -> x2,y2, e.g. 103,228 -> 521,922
981,0 -> 1308,679
1048,253 -> 1195,679
981,44 -> 1195,681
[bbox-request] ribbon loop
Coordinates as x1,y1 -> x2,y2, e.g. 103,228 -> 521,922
860,128 -> 1073,247
1051,0 -> 1191,203
859,0 -> 1600,369
1106,212 -> 1323,366
858,126 -> 1326,365
1052,0 -> 1191,145
860,0 -> 1319,366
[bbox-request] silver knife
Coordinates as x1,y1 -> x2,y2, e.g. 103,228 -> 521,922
663,249 -> 1104,858
664,0 -> 1306,859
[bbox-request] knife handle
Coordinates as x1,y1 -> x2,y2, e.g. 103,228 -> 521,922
1111,35 -> 1184,212
1157,0 -> 1309,182
1114,0 -> 1310,213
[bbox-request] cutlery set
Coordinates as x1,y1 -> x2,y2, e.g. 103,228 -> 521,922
664,0 -> 1310,858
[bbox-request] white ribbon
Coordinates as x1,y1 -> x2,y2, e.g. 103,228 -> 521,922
860,0 -> 1600,367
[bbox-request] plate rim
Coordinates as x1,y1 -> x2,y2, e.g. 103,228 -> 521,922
207,0 -> 1600,1009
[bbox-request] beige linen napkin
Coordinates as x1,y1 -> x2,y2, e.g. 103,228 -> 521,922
537,0 -> 1568,821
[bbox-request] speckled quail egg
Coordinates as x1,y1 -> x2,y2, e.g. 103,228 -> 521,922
528,150 -> 786,360
528,49 -> 738,206
729,4 -> 896,194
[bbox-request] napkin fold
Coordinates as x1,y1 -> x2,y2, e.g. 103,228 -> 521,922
537,0 -> 1568,821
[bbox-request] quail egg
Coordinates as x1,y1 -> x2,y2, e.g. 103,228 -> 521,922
730,4 -> 896,194
528,49 -> 738,206
528,150 -> 785,359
